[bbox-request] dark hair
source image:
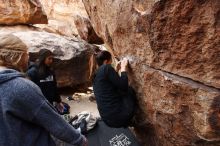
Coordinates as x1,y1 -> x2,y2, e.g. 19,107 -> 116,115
95,50 -> 112,66
36,49 -> 53,77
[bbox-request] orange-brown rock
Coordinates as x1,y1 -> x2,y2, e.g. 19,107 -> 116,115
0,26 -> 98,88
0,0 -> 47,25
83,0 -> 220,88
35,20 -> 78,37
38,0 -> 103,44
83,0 -> 220,145
74,15 -> 103,44
131,66 -> 220,145
0,25 -> 42,33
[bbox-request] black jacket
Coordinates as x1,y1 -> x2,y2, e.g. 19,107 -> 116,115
27,64 -> 61,104
93,64 -> 128,122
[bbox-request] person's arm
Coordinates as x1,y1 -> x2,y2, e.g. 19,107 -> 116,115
26,66 -> 39,83
52,73 -> 62,103
9,79 -> 86,146
105,64 -> 128,91
115,61 -> 121,73
33,101 -> 85,146
52,73 -> 64,113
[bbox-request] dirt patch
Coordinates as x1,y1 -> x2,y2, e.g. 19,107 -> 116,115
61,91 -> 100,117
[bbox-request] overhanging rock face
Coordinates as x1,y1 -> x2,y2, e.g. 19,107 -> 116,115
0,0 -> 48,25
83,0 -> 220,145
83,0 -> 220,88
37,0 -> 103,44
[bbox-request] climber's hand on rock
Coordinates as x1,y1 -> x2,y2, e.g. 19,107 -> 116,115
121,58 -> 128,72
116,61 -> 121,72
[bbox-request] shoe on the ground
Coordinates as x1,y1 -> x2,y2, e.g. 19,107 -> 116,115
66,96 -> 74,101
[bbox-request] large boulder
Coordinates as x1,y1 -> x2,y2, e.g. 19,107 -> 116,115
132,65 -> 220,145
35,20 -> 78,37
0,0 -> 47,25
83,0 -> 220,145
83,0 -> 220,88
0,27 -> 98,88
0,25 -> 42,33
37,0 -> 103,44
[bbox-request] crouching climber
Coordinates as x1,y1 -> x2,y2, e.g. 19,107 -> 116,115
93,50 -> 137,128
0,34 -> 87,146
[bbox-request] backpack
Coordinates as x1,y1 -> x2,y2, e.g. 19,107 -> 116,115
69,111 -> 98,134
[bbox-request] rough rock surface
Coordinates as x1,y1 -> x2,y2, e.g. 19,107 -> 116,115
0,0 -> 47,25
0,25 -> 42,33
74,15 -> 103,44
0,27 -> 98,88
131,66 -> 220,146
38,0 -> 103,44
83,0 -> 220,88
83,0 -> 220,145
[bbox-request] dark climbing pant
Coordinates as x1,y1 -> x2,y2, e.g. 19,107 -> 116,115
104,86 -> 137,128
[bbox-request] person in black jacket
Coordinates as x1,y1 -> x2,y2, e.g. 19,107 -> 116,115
93,50 -> 136,128
27,49 -> 64,113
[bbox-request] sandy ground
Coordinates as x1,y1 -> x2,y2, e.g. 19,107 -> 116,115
61,91 -> 100,117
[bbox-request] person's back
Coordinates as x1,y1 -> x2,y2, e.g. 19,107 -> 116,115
93,50 -> 136,128
0,69 -> 56,146
93,64 -> 126,119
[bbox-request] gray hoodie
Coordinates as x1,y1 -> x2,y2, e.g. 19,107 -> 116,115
0,69 -> 84,146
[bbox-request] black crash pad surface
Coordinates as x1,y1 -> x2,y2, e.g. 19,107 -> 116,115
86,120 -> 140,146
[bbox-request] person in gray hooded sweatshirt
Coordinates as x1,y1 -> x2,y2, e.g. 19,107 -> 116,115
0,34 -> 87,146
